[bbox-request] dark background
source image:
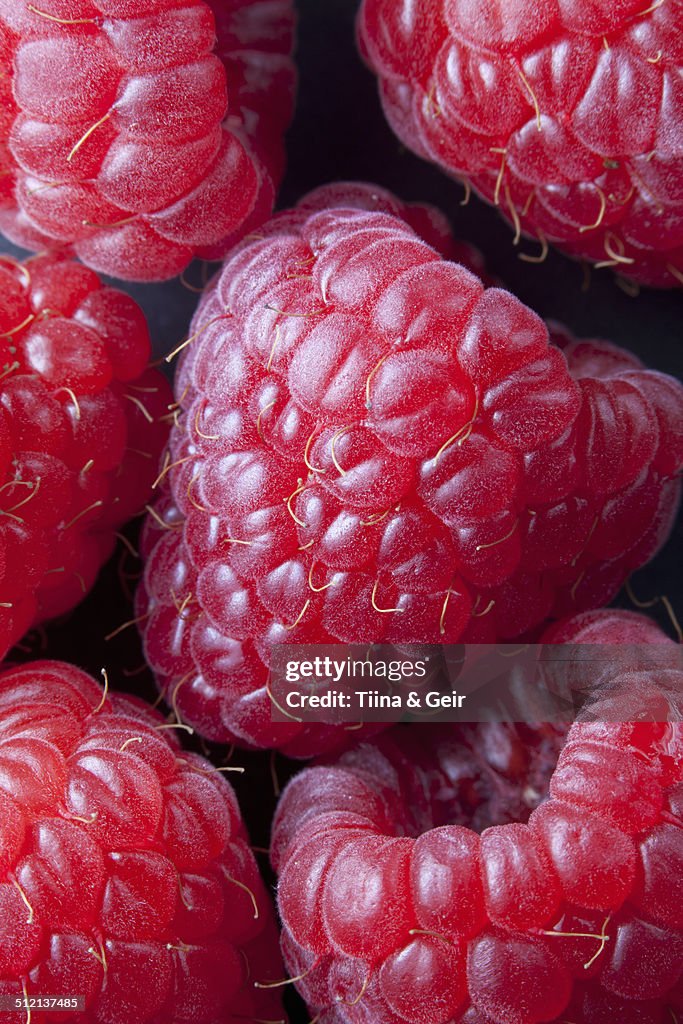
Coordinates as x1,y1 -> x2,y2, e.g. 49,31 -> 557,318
5,3 -> 682,1020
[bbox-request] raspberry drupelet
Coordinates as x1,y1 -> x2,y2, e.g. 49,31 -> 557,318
138,182 -> 683,756
272,612 -> 683,1024
0,660 -> 285,1024
0,0 -> 296,281
0,251 -> 171,658
357,0 -> 683,287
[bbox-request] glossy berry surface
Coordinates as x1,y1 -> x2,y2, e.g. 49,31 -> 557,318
138,181 -> 683,755
0,0 -> 296,281
358,0 -> 683,287
272,616 -> 683,1024
0,251 -> 170,658
0,660 -> 285,1024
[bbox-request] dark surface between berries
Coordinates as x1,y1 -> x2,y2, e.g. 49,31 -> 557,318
1,2 -> 682,1023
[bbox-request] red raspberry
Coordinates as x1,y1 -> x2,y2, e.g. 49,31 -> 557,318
272,614 -> 683,1024
0,659 -> 285,1024
0,250 -> 170,658
0,0 -> 296,281
540,607 -> 681,644
137,182 -> 683,756
357,0 -> 683,288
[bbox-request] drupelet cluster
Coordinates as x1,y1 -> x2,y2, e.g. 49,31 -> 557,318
138,183 -> 683,754
0,660 -> 285,1024
0,0 -> 296,280
0,252 -> 170,659
272,613 -> 683,1024
358,0 -> 683,286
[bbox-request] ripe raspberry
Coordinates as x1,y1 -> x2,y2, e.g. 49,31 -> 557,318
357,0 -> 683,287
0,659 -> 285,1024
0,250 -> 171,658
540,607 -> 680,645
0,0 -> 296,281
137,182 -> 683,756
272,618 -> 683,1024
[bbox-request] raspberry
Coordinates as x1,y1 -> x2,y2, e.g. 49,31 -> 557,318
272,614 -> 683,1024
540,607 -> 680,645
0,0 -> 296,281
137,182 -> 683,756
357,0 -> 683,288
0,659 -> 285,1024
0,250 -> 170,658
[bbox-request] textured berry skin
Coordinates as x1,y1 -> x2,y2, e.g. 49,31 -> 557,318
0,0 -> 296,281
0,251 -> 170,658
357,0 -> 683,287
137,182 -> 683,755
540,607 -> 681,645
0,660 -> 285,1024
272,614 -> 683,1024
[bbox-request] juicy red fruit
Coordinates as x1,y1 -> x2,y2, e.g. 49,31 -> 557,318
0,660 -> 285,1024
0,251 -> 170,658
358,0 -> 683,287
272,612 -> 683,1024
138,182 -> 683,756
0,0 -> 296,281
